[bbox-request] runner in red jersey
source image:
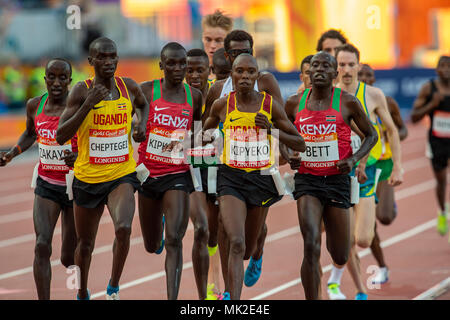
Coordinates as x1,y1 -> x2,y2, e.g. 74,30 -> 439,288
138,42 -> 203,300
0,59 -> 77,300
284,51 -> 378,299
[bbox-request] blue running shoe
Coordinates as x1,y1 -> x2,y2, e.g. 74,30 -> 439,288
106,280 -> 120,300
220,292 -> 230,300
76,289 -> 90,300
355,292 -> 368,300
244,255 -> 263,287
155,215 -> 165,254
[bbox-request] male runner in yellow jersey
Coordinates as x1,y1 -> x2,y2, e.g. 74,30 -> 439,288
56,37 -> 148,300
203,30 -> 284,291
202,54 -> 305,299
358,63 -> 408,284
327,44 -> 403,300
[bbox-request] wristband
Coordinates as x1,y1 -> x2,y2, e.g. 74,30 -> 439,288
15,145 -> 22,154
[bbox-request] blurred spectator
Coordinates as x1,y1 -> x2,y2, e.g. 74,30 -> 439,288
2,57 -> 26,112
71,60 -> 90,88
28,58 -> 46,98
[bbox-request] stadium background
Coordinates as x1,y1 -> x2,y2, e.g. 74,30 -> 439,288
0,0 -> 449,148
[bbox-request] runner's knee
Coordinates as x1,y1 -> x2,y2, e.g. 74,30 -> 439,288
303,237 -> 321,262
35,237 -> 52,259
229,236 -> 245,257
78,239 -> 95,257
356,236 -> 372,248
60,251 -> 74,268
115,225 -> 132,243
194,222 -> 209,244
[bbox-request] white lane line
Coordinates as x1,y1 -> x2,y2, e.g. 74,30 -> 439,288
413,277 -> 450,300
0,215 -> 112,249
0,178 -> 31,192
0,210 -> 32,224
90,224 -> 303,299
0,192 -> 33,207
249,218 -> 440,300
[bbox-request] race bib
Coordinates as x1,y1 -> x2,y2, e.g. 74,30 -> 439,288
227,139 -> 271,168
187,144 -> 218,167
38,137 -> 72,171
89,127 -> 129,164
351,132 -> 362,154
432,111 -> 450,138
146,127 -> 186,165
300,132 -> 339,169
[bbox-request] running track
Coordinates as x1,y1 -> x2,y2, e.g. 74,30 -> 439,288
0,122 -> 449,300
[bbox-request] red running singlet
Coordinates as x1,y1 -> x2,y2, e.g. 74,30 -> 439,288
294,87 -> 352,176
138,79 -> 194,177
35,93 -> 77,185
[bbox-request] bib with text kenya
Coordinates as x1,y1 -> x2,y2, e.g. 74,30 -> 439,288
294,88 -> 352,176
222,91 -> 275,172
138,79 -> 193,177
74,77 -> 136,184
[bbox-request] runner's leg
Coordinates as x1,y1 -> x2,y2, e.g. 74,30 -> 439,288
297,195 -> 324,300
162,190 -> 190,300
189,191 -> 210,299
218,194 -> 247,299
60,206 -> 77,268
74,203 -> 104,299
33,195 -> 61,300
107,183 -> 136,288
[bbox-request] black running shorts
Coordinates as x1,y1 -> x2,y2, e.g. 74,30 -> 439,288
73,172 -> 140,209
34,176 -> 72,209
429,136 -> 450,172
293,173 -> 351,209
217,165 -> 282,208
139,170 -> 194,200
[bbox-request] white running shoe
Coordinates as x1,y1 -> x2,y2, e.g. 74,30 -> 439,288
371,267 -> 389,284
106,292 -> 120,300
327,283 -> 346,300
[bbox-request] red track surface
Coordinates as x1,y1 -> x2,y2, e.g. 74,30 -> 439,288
0,122 -> 449,300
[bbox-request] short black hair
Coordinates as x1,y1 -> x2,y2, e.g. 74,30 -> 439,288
161,42 -> 186,60
335,43 -> 360,62
187,48 -> 209,60
316,29 -> 348,52
213,48 -> 228,65
46,58 -> 72,76
311,52 -> 337,70
300,55 -> 314,72
437,55 -> 450,67
88,37 -> 116,56
224,30 -> 253,52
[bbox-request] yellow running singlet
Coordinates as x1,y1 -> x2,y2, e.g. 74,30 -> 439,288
74,77 -> 136,183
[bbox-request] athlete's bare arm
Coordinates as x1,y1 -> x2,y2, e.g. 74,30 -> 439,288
56,82 -> 110,145
284,93 -> 301,123
0,97 -> 39,165
386,96 -> 408,141
258,72 -> 283,105
139,80 -> 154,106
202,79 -> 225,124
411,82 -> 442,123
123,77 -> 148,143
339,92 -> 378,174
370,86 -> 403,186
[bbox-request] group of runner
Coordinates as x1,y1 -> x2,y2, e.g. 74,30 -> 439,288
1,9 -> 449,301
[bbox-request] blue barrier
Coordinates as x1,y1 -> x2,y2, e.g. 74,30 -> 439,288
271,68 -> 436,121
